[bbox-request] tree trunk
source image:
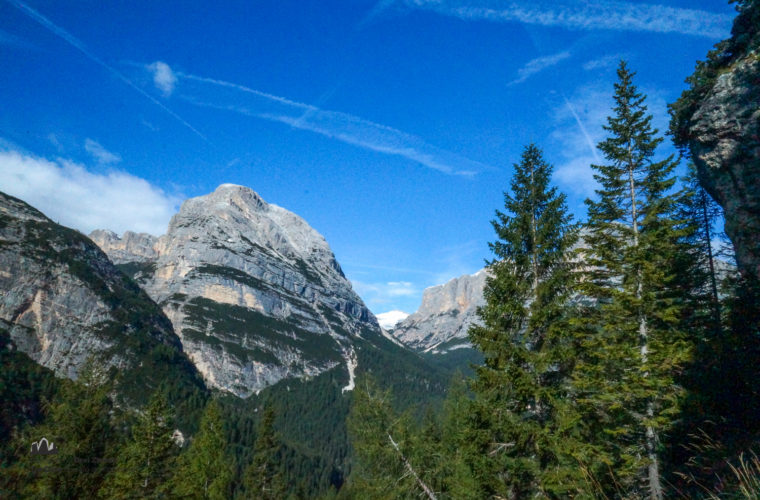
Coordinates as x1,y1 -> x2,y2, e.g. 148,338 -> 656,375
628,162 -> 663,500
388,433 -> 438,500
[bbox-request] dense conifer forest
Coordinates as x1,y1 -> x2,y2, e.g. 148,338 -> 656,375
1,1 -> 758,498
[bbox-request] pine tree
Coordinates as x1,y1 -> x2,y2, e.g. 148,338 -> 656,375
577,60 -> 690,499
467,144 -> 580,498
102,390 -> 177,499
243,406 -> 285,500
173,399 -> 232,499
677,164 -> 724,332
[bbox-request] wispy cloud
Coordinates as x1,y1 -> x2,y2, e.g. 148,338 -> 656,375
6,0 -> 206,140
175,70 -> 490,176
509,50 -> 571,86
583,54 -> 621,71
351,280 -> 420,311
357,0 -> 399,29
342,261 -> 436,275
430,239 -> 484,284
551,87 -> 611,195
84,139 -> 121,165
396,0 -> 732,38
148,61 -> 177,97
550,83 -> 670,197
0,146 -> 180,235
561,95 -> 599,163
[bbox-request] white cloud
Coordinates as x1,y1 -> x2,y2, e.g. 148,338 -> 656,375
84,139 -> 121,165
400,0 -> 732,38
0,148 -> 180,236
178,72 -> 490,176
148,61 -> 177,97
376,310 -> 410,329
509,51 -> 571,86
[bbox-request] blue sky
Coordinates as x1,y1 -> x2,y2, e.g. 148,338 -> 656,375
0,0 -> 737,315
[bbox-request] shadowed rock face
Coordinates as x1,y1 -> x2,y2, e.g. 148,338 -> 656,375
0,191 -> 196,393
688,55 -> 760,281
92,184 -> 379,397
670,3 -> 760,281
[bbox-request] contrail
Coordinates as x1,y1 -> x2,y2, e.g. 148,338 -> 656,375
6,0 -> 207,141
562,95 -> 600,162
180,73 -> 492,176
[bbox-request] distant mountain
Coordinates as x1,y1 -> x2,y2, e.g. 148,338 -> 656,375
90,184 -> 412,398
391,269 -> 487,354
0,191 -> 206,411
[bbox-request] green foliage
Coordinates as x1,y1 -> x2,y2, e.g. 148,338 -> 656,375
346,376 -> 421,499
173,399 -> 233,499
576,61 -> 691,498
7,362 -> 116,499
101,391 -> 178,499
176,296 -> 343,370
0,328 -> 59,470
467,144 -> 582,498
243,406 -> 286,500
115,261 -> 156,285
2,196 -> 208,425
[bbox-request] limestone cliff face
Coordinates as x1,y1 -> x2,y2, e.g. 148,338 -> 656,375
670,3 -> 760,281
93,184 -> 378,397
0,191 -> 197,392
391,270 -> 487,353
687,55 -> 760,281
89,230 -> 158,264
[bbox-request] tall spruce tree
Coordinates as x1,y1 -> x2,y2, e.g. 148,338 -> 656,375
467,144 -> 580,498
577,60 -> 690,499
676,164 -> 724,333
172,399 -> 232,499
102,390 -> 177,499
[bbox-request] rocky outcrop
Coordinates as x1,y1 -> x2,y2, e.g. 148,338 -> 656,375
89,229 -> 158,264
391,270 -> 487,353
670,2 -> 760,281
0,191 -> 201,396
93,184 -> 379,397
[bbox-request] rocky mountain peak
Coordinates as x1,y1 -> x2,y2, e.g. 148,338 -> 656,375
92,184 -> 375,397
163,185 -> 342,277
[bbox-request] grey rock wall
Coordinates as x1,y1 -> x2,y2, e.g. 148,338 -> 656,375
391,269 -> 487,353
92,184 -> 379,397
